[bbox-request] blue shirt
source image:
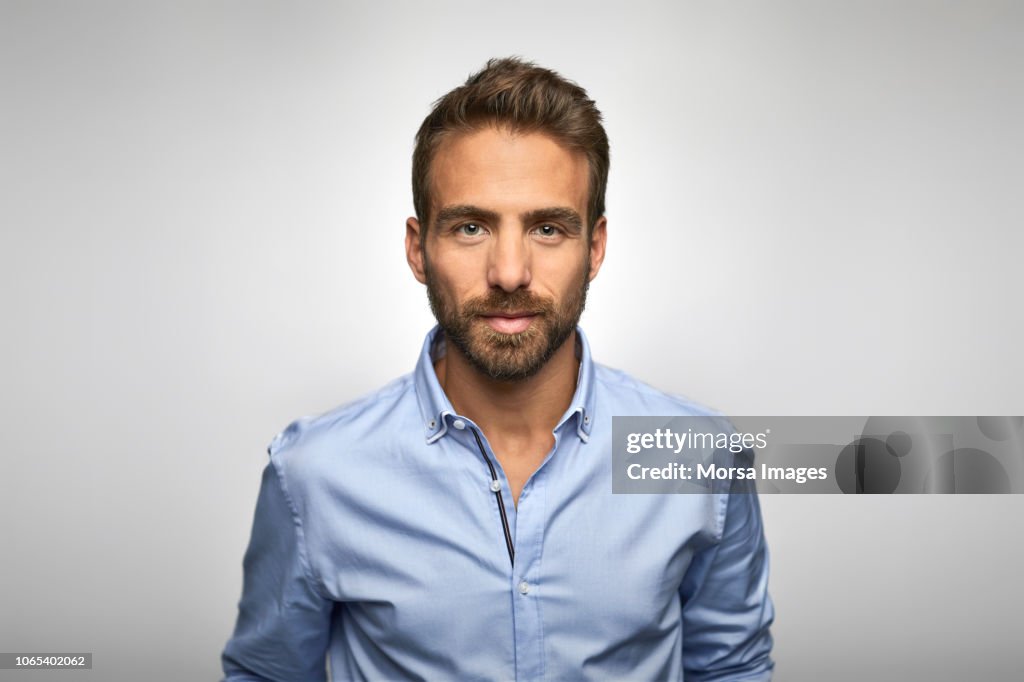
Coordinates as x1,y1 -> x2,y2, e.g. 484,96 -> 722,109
222,327 -> 774,681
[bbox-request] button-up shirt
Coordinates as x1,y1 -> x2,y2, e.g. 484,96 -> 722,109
222,327 -> 774,681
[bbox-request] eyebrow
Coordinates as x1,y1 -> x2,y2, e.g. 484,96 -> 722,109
434,205 -> 584,234
520,207 -> 583,234
435,205 -> 501,227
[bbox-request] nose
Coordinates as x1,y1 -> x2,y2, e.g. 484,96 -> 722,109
487,229 -> 532,292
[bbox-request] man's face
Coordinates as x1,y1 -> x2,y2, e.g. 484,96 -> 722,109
406,126 -> 607,382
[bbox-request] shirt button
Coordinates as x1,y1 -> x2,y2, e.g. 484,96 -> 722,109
452,419 -> 466,430
489,480 -> 501,493
518,580 -> 530,595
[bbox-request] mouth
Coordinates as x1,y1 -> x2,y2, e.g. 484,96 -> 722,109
479,312 -> 539,335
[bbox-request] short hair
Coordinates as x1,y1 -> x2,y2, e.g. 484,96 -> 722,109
412,57 -> 609,233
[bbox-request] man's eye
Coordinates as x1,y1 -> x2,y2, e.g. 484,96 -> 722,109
535,224 -> 561,238
457,223 -> 483,236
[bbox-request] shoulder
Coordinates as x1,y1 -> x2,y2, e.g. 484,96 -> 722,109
593,362 -> 723,419
265,373 -> 418,482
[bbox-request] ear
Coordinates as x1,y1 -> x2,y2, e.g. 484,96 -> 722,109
406,216 -> 428,284
586,216 -> 608,282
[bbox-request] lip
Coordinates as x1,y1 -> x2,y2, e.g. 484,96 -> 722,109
480,312 -> 538,334
482,311 -> 537,319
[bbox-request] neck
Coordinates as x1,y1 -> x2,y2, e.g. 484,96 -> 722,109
435,331 -> 580,440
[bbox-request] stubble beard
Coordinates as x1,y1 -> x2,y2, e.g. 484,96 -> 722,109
424,259 -> 590,383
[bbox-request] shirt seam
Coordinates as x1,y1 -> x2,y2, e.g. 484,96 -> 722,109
269,454 -> 331,602
680,491 -> 730,612
535,473 -> 547,679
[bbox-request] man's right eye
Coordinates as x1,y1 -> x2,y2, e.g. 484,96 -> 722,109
457,223 -> 483,236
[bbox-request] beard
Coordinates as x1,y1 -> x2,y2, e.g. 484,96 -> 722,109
424,260 -> 590,382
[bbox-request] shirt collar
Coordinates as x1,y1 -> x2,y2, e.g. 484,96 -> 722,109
414,325 -> 597,444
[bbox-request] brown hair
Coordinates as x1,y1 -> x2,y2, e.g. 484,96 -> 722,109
412,57 -> 609,233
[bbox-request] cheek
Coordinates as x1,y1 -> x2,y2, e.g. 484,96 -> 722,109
534,249 -> 589,290
427,251 -> 484,301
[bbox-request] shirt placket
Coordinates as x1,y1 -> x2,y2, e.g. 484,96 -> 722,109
509,449 -> 547,681
454,417 -> 550,681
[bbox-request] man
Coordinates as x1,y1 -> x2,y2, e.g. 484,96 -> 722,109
222,57 -> 774,681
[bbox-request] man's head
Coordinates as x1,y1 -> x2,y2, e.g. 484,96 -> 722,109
405,58 -> 609,382
412,57 -> 609,237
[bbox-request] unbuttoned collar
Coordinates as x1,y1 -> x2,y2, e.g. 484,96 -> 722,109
414,325 -> 597,444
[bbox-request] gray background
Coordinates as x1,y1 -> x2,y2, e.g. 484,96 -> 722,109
2,1 -> 1022,680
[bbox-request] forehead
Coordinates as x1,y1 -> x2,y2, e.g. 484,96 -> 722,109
429,126 -> 589,218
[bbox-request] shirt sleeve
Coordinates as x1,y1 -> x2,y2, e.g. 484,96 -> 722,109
679,458 -> 775,681
221,457 -> 334,682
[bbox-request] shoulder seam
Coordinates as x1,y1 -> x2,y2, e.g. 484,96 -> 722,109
268,454 -> 331,601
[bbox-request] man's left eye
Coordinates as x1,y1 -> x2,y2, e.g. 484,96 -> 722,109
535,225 -> 560,237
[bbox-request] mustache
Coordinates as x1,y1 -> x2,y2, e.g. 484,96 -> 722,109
461,290 -> 555,317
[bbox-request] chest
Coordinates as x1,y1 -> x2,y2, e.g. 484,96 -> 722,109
306,454 -> 716,667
